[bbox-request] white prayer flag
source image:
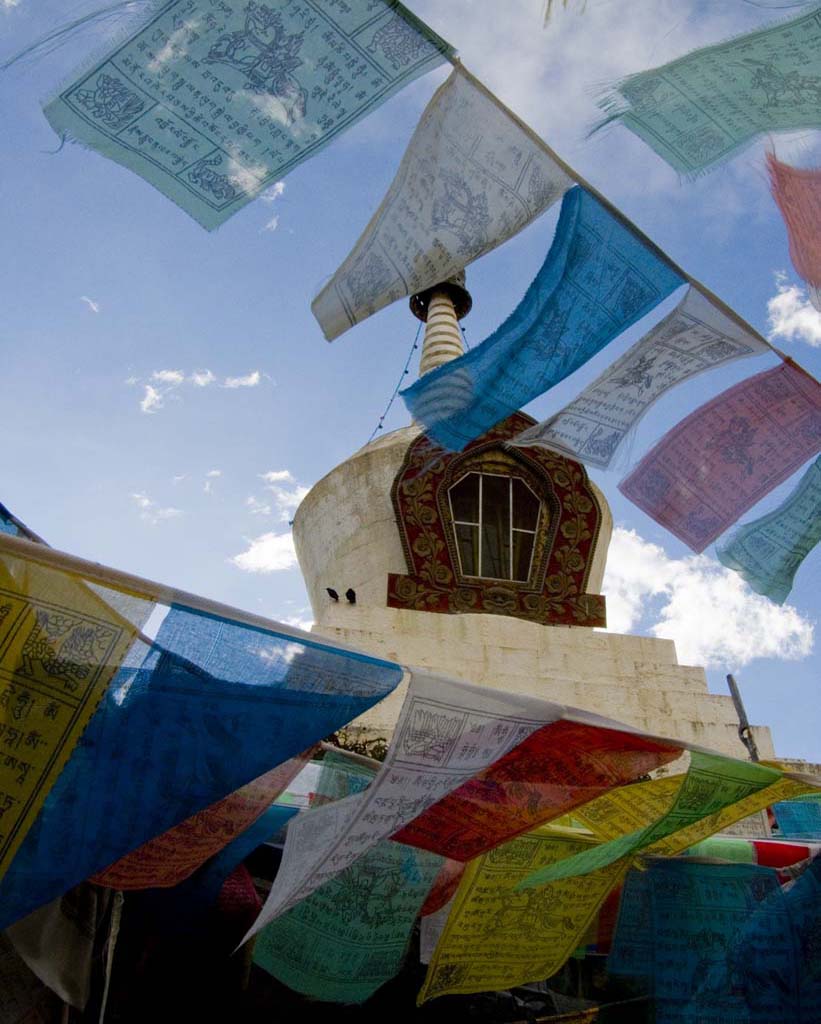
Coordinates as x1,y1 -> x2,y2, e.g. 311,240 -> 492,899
511,288 -> 767,469
312,65 -> 573,340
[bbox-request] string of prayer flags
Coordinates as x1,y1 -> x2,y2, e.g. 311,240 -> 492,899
0,504 -> 40,542
716,455 -> 821,604
254,752 -> 441,1003
620,361 -> 821,553
418,825 -> 629,1003
43,0 -> 452,230
773,796 -> 821,839
597,5 -> 821,177
0,533 -> 402,929
768,153 -> 821,309
242,670 -> 575,940
402,186 -> 684,452
90,752 -> 309,889
512,288 -> 767,469
392,718 -> 682,860
312,65 -> 573,340
517,753 -> 811,887
684,835 -> 818,870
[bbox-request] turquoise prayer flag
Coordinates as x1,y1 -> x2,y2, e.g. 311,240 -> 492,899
717,456 -> 821,604
401,186 -> 683,451
599,5 -> 821,177
43,0 -> 452,229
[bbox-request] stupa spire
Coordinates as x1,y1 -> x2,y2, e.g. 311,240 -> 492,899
410,271 -> 472,376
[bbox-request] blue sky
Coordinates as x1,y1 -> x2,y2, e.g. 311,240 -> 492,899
2,0 -> 820,759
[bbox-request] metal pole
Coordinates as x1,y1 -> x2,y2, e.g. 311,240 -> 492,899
726,673 -> 760,762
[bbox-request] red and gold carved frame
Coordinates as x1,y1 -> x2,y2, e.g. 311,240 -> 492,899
386,412 -> 607,627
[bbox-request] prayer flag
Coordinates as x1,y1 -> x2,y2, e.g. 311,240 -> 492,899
401,186 -> 684,452
512,288 -> 767,469
773,797 -> 821,839
253,753 -> 441,1003
769,153 -> 821,297
418,825 -> 628,1003
312,65 -> 573,340
518,753 -> 809,887
599,6 -> 821,176
90,752 -> 308,889
619,361 -> 821,552
242,670 -> 573,940
0,533 -> 402,928
44,0 -> 452,229
716,455 -> 821,604
392,718 -> 681,860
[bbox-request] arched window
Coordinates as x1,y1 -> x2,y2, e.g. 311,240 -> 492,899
448,472 -> 541,582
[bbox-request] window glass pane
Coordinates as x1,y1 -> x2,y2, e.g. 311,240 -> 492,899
481,475 -> 511,579
450,474 -> 479,523
512,477 -> 540,531
455,523 -> 479,576
512,531 -> 535,582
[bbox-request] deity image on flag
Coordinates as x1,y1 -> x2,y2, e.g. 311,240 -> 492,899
401,186 -> 684,452
312,65 -> 573,340
717,455 -> 821,604
598,5 -> 821,176
620,361 -> 821,552
512,287 -> 767,469
44,0 -> 452,229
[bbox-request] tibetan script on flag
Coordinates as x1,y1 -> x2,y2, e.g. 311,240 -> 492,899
312,65 -> 573,340
717,455 -> 821,604
44,0 -> 452,229
620,361 -> 821,552
600,6 -> 821,176
402,186 -> 684,452
512,288 -> 766,469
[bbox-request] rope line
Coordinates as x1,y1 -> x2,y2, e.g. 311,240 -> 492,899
365,321 -> 423,445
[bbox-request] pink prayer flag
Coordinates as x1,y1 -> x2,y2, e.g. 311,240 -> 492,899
768,153 -> 821,289
620,362 -> 821,552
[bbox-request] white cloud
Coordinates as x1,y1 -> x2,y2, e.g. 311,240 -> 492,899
203,469 -> 222,494
246,495 -> 272,515
1,1 -> 22,11
603,527 -> 814,669
133,367 -> 265,410
227,148 -> 268,194
262,181 -> 285,203
132,492 -> 183,525
190,369 -> 216,387
223,370 -> 261,389
80,296 -> 100,313
282,612 -> 314,633
139,384 -> 164,414
249,469 -> 309,522
767,272 -> 821,348
152,368 -> 185,385
230,531 -> 297,573
262,213 -> 280,233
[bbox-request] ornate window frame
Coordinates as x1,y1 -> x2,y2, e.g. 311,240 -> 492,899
386,412 -> 607,627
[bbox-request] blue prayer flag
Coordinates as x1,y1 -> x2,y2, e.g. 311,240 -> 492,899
716,456 -> 821,604
401,186 -> 684,451
0,548 -> 402,930
773,797 -> 821,840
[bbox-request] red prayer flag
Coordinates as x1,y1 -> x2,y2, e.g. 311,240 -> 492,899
620,362 -> 821,552
392,719 -> 681,861
768,153 -> 821,291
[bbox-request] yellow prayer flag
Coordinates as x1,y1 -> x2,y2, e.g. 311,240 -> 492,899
418,825 -> 628,1003
0,551 -> 150,881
